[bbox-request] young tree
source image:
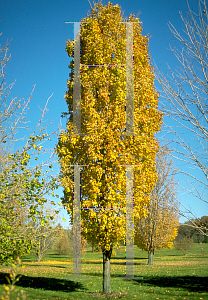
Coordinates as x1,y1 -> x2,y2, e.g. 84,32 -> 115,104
0,130 -> 60,264
134,147 -> 179,265
174,236 -> 194,255
156,0 -> 208,228
54,227 -> 87,257
57,2 -> 162,293
54,228 -> 73,256
27,206 -> 62,263
0,36 -> 60,264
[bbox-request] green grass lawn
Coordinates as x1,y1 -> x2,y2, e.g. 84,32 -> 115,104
0,243 -> 207,299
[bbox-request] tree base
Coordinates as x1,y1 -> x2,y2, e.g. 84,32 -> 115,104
148,251 -> 154,265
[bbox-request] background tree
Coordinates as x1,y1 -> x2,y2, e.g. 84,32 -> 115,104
0,36 -> 60,264
0,36 -> 24,145
27,205 -> 62,262
57,2 -> 162,293
0,149 -> 31,262
156,0 -> 208,229
0,130 -> 60,264
177,222 -> 196,239
194,216 -> 208,241
174,236 -> 194,255
53,228 -> 72,256
88,236 -> 99,252
53,227 -> 87,256
134,147 -> 179,265
176,216 -> 208,243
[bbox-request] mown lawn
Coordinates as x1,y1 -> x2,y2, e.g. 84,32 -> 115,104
0,243 -> 207,299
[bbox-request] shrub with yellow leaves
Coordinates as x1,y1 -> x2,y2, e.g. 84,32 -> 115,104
1,258 -> 26,300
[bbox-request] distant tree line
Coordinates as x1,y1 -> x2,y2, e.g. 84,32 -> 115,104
176,216 -> 208,243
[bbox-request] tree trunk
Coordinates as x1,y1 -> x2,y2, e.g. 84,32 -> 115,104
103,249 -> 112,294
148,250 -> 154,265
36,251 -> 42,263
76,255 -> 78,269
92,245 -> 94,252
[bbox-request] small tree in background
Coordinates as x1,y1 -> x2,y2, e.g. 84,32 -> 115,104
27,206 -> 62,262
174,237 -> 193,255
53,228 -> 73,256
54,228 -> 87,256
0,35 -> 60,264
134,147 -> 179,265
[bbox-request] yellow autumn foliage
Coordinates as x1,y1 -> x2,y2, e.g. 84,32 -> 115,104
57,2 -> 163,252
134,147 -> 179,252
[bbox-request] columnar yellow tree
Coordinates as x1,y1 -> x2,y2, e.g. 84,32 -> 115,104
134,147 -> 179,265
57,2 -> 163,294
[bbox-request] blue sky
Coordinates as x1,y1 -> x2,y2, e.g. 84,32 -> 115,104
1,0 -> 207,225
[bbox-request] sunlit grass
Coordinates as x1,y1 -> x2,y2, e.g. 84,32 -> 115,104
0,244 -> 207,299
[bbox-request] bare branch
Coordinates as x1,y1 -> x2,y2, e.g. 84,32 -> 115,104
156,0 -> 208,225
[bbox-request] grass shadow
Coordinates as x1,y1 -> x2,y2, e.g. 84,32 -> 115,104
0,272 -> 87,293
133,275 -> 208,293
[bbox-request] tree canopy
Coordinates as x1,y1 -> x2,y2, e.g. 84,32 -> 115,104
57,1 -> 163,293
